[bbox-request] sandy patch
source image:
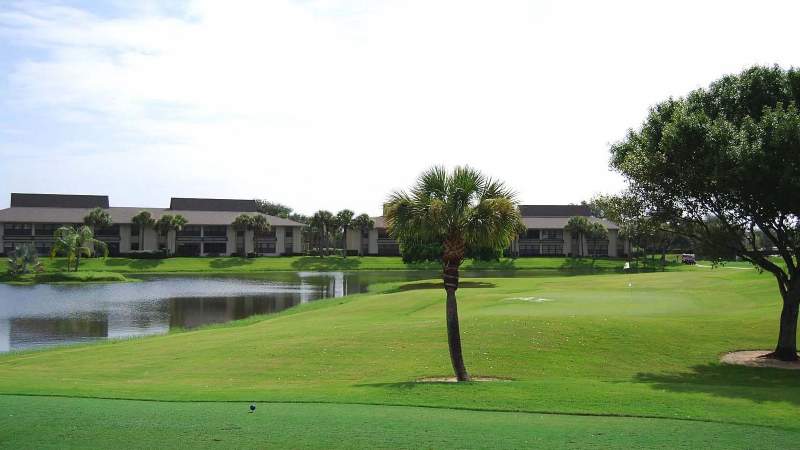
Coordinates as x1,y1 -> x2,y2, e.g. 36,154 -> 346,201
506,297 -> 554,303
416,376 -> 510,383
720,350 -> 800,370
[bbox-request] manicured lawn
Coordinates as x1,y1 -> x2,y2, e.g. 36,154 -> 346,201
1,266 -> 797,447
1,396 -> 796,449
17,255 -> 638,276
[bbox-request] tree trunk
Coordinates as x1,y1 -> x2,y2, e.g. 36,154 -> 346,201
443,263 -> 470,381
75,252 -> 81,272
772,295 -> 799,361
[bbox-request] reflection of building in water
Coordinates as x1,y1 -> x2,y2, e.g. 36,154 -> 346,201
168,294 -> 302,329
0,319 -> 9,352
107,309 -> 169,339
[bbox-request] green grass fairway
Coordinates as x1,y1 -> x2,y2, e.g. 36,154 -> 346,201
13,255 -> 638,276
2,267 -> 798,447
1,396 -> 796,449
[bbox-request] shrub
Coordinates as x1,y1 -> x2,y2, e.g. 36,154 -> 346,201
123,249 -> 168,259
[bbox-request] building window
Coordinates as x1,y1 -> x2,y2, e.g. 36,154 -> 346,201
255,229 -> 276,238
361,230 -> 369,238
541,243 -> 564,255
588,240 -> 609,257
203,226 -> 227,237
130,242 -> 140,251
378,229 -> 391,239
178,225 -> 201,237
4,223 -> 32,236
541,229 -> 563,240
522,229 -> 540,240
285,228 -> 293,238
131,225 -> 140,237
34,223 -> 61,236
95,224 -> 120,237
256,242 -> 276,254
203,242 -> 227,254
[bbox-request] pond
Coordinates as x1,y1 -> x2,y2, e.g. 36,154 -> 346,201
0,269 -> 581,353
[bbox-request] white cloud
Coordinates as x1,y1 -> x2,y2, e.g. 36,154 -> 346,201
1,0 -> 799,212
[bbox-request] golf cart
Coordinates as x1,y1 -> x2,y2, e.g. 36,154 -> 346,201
680,253 -> 696,265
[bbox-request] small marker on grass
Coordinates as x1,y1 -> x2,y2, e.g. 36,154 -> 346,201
249,403 -> 256,413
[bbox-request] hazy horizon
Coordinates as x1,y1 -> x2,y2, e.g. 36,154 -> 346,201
2,1 -> 799,215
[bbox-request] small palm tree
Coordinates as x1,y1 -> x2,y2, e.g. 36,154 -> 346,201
83,207 -> 113,231
232,214 -> 254,257
51,226 -> 108,272
251,214 -> 271,255
155,214 -> 175,252
352,214 -> 374,257
586,222 -> 608,260
386,166 -> 521,381
310,210 -> 334,257
565,216 -> 590,258
7,243 -> 42,276
131,211 -> 155,250
335,209 -> 355,258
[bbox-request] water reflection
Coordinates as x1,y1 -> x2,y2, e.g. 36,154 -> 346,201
0,271 -> 438,352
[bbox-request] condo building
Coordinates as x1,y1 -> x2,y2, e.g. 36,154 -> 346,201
0,193 -> 305,257
348,205 -> 629,257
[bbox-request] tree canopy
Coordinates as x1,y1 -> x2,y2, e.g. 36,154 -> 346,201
609,65 -> 800,360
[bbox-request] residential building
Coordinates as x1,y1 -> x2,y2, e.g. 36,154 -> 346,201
347,205 -> 629,257
0,193 -> 305,256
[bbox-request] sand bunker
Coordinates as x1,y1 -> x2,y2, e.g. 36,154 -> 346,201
416,376 -> 510,383
721,350 -> 800,370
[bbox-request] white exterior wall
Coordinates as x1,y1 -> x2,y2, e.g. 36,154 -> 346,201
368,229 -> 379,255
142,227 -> 159,251
562,230 -> 572,256
119,224 -> 132,252
608,229 -> 619,257
167,229 -> 177,254
293,227 -> 303,254
275,227 -> 285,256
244,229 -> 254,255
226,226 -> 237,256
345,230 -> 361,252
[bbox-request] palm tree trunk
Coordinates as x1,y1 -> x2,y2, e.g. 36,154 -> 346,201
443,262 -> 469,381
75,253 -> 80,272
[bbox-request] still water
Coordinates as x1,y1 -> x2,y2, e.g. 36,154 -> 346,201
0,271 -> 446,353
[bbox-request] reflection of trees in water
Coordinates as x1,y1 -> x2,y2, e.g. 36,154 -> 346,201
9,315 -> 109,349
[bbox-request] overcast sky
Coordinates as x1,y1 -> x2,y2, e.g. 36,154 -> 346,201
1,1 -> 798,215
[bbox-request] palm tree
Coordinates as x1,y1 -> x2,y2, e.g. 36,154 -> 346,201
83,207 -> 113,231
51,226 -> 108,272
155,214 -> 174,252
352,214 -> 374,257
232,214 -> 254,258
131,211 -> 155,251
251,214 -> 271,255
585,221 -> 608,261
386,166 -> 521,381
565,216 -> 591,258
335,209 -> 354,257
310,210 -> 334,257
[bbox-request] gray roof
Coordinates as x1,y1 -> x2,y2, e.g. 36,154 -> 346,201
169,198 -> 257,212
0,207 -> 305,227
521,216 -> 619,230
518,204 -> 592,217
11,193 -> 109,209
371,210 -> 619,230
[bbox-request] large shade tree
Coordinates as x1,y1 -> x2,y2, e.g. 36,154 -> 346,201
610,65 -> 800,360
51,226 -> 108,272
386,166 -> 522,381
